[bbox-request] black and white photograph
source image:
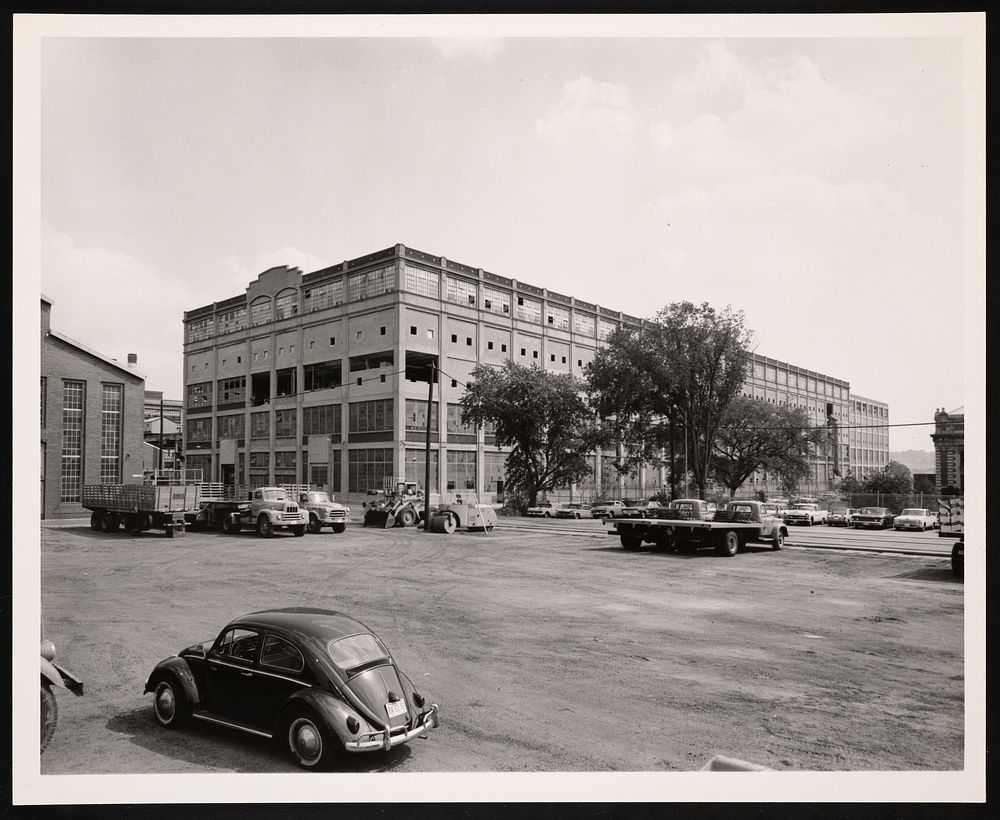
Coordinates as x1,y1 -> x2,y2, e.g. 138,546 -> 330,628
13,12 -> 984,806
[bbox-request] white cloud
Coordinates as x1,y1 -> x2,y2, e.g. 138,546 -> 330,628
536,76 -> 636,153
430,38 -> 505,61
652,44 -> 895,182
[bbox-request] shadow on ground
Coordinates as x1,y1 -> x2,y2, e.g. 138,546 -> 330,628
106,707 -> 413,773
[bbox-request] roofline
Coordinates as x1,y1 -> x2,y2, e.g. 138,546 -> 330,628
47,329 -> 145,381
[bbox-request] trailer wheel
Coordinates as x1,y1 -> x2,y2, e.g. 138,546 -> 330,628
307,515 -> 322,534
125,514 -> 144,535
620,532 -> 642,550
716,530 -> 740,557
90,511 -> 102,531
101,512 -> 121,533
332,523 -> 346,534
257,515 -> 274,538
223,516 -> 241,535
398,507 -> 418,527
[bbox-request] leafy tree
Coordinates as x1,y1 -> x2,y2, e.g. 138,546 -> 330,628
460,362 -> 593,510
838,472 -> 865,494
587,301 -> 753,499
710,396 -> 829,498
913,474 -> 936,495
862,460 -> 913,495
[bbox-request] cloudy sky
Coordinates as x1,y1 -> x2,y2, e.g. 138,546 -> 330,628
29,17 -> 980,451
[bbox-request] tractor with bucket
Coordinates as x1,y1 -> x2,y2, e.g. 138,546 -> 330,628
362,478 -> 424,528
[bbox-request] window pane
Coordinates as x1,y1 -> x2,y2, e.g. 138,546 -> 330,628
100,384 -> 123,484
60,381 -> 84,502
404,265 -> 438,298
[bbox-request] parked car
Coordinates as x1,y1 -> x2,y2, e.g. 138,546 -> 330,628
40,639 -> 83,754
555,503 -> 593,519
893,508 -> 937,531
851,506 -> 895,529
620,500 -> 662,518
591,500 -> 627,519
826,507 -> 857,527
782,503 -> 829,526
525,501 -> 558,518
144,607 -> 439,770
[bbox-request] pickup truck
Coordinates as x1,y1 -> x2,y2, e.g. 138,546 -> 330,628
620,500 -> 662,518
297,491 -> 350,534
222,486 -> 308,537
606,499 -> 785,557
591,500 -> 627,519
782,502 -> 828,526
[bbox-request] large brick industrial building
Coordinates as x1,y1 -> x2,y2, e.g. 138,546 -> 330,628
180,244 -> 889,504
40,296 -> 147,518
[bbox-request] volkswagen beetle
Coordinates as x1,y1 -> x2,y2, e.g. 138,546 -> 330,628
144,607 -> 439,769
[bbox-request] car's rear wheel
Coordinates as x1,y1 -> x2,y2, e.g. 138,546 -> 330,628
152,677 -> 191,728
257,515 -> 274,538
286,711 -> 336,770
307,515 -> 322,534
40,683 -> 57,753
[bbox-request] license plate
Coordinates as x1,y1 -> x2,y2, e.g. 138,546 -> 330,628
385,700 -> 408,718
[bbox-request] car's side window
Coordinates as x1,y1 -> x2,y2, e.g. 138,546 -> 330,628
260,634 -> 305,675
215,628 -> 261,666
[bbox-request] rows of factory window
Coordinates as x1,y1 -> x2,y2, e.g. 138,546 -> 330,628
186,265 -> 620,343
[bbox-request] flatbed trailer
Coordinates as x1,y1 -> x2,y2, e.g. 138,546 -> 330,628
938,497 -> 964,577
82,484 -> 199,537
607,507 -> 785,557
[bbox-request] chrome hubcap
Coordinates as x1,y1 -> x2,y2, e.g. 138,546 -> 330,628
290,718 -> 322,764
155,684 -> 175,722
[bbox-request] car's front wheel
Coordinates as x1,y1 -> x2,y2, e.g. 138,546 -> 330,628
286,711 -> 336,770
152,677 -> 191,728
40,683 -> 57,753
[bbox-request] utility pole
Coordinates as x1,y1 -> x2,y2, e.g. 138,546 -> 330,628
158,396 -> 164,471
423,361 -> 434,531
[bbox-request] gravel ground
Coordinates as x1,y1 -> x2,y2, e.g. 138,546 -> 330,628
39,519 -> 963,774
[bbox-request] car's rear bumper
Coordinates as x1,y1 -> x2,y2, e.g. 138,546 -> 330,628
344,705 -> 439,752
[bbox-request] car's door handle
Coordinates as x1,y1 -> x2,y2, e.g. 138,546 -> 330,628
241,671 -> 252,677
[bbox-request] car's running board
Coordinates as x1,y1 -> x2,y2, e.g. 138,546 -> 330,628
192,711 -> 273,739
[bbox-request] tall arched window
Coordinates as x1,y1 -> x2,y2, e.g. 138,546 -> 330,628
250,297 -> 271,327
275,289 -> 298,320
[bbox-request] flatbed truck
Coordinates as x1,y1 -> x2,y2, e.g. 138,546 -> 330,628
938,497 -> 964,577
188,484 -> 309,537
607,500 -> 788,557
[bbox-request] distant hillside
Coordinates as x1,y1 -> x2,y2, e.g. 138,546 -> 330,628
890,450 -> 936,473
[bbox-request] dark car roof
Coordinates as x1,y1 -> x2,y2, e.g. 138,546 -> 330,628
232,607 -> 373,643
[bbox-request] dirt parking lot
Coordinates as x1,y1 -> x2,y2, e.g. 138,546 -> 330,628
40,520 -> 964,774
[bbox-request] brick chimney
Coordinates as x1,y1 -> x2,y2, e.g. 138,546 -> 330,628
127,353 -> 138,370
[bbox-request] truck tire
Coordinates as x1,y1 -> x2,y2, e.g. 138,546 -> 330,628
620,532 -> 642,550
101,512 -> 120,533
223,516 -> 241,535
952,542 -> 964,577
125,514 -> 144,535
716,530 -> 740,557
257,515 -> 274,538
90,511 -> 102,531
398,508 -> 418,527
307,515 -> 322,534
291,525 -> 306,537
772,531 -> 785,551
332,523 -> 346,534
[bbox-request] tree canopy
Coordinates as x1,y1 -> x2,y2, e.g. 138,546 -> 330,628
587,301 -> 753,498
711,396 -> 829,498
460,362 -> 594,509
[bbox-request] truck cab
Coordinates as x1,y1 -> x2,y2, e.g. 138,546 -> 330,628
665,498 -> 718,520
297,491 -> 351,534
227,487 -> 308,537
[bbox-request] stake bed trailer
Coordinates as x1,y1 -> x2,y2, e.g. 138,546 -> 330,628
607,502 -> 788,557
82,484 -> 199,537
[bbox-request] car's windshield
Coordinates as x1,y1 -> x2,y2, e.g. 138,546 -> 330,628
861,507 -> 886,514
831,508 -> 848,514
308,492 -> 331,503
900,509 -> 926,516
261,489 -> 286,501
328,633 -> 390,672
792,504 -> 815,510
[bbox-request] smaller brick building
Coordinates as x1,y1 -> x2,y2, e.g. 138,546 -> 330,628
41,296 -> 146,519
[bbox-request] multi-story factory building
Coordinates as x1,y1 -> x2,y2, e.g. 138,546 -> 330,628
182,244 -> 888,503
846,395 -> 891,480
